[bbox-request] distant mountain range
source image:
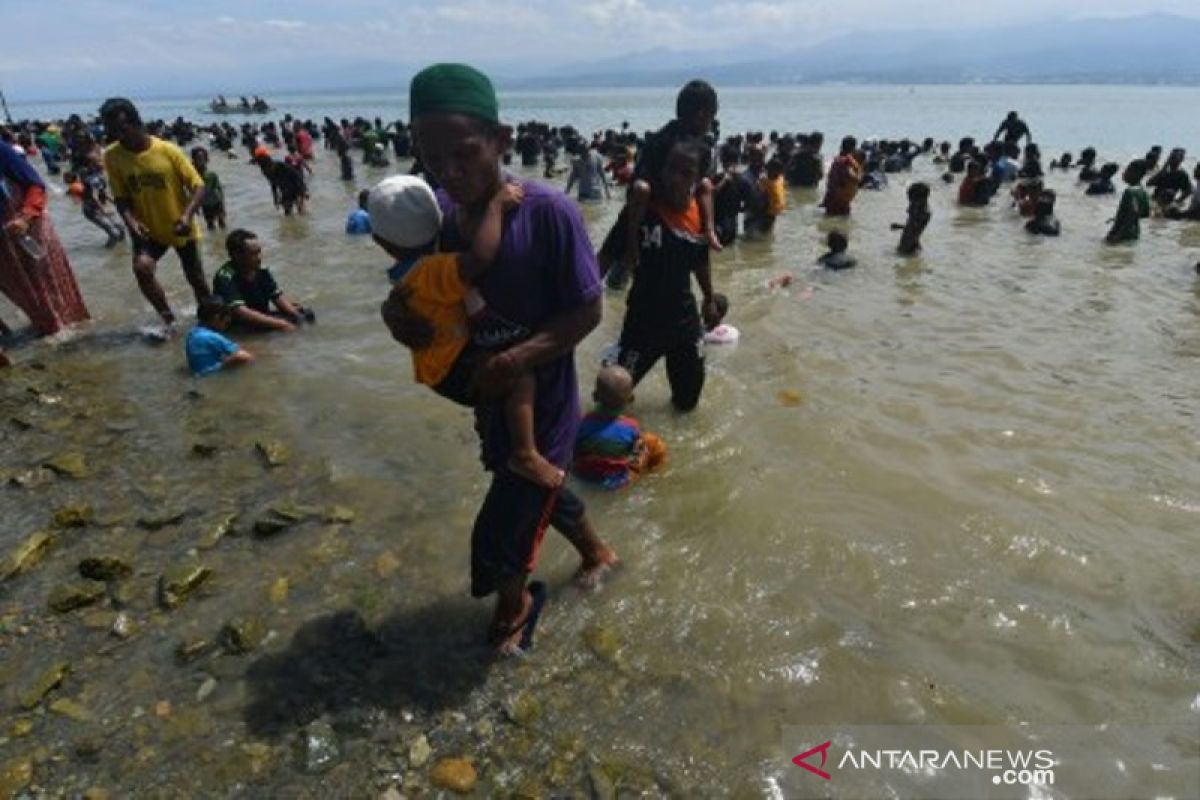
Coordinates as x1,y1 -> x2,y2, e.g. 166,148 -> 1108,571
501,13 -> 1200,88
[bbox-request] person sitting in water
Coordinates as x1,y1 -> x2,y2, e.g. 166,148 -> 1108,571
1077,148 -> 1099,182
1050,152 -> 1073,170
1012,179 -> 1043,217
345,189 -> 372,234
893,182 -> 931,256
818,230 -> 856,270
573,364 -> 667,490
368,174 -> 565,489
1164,164 -> 1200,221
213,229 -> 312,332
1147,147 -> 1192,211
1106,160 -> 1151,245
1086,163 -> 1120,196
959,160 -> 994,206
186,297 -> 253,377
1025,190 -> 1061,236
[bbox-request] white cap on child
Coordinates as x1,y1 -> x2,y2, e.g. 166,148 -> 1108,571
367,175 -> 443,249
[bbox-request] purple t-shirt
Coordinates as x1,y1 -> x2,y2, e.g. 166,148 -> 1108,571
437,178 -> 602,470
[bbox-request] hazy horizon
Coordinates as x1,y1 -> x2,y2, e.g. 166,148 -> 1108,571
3,2 -> 1200,102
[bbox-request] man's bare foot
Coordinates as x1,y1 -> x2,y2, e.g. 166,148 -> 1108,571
574,546 -> 620,590
706,230 -> 724,252
487,582 -> 547,657
507,450 -> 565,490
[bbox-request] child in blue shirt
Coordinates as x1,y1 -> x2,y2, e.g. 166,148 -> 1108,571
345,189 -> 372,234
186,298 -> 253,376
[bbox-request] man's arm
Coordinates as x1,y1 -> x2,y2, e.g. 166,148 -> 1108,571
232,305 -> 296,332
113,197 -> 150,240
476,296 -> 602,394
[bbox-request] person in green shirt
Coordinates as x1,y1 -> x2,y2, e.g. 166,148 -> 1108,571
1106,159 -> 1151,245
191,146 -> 226,231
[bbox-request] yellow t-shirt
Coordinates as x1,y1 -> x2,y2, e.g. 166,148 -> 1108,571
762,175 -> 786,216
400,252 -> 472,387
104,137 -> 204,247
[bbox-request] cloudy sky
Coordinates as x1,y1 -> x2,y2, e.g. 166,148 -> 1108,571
3,0 -> 1198,99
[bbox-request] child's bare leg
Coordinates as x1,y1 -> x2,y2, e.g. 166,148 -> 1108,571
504,372 -> 564,489
624,180 -> 651,268
697,177 -> 722,251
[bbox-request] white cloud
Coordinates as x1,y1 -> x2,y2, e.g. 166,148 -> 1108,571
264,19 -> 306,30
216,15 -> 236,24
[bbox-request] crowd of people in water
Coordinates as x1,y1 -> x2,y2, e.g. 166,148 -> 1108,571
2,66 -> 1197,655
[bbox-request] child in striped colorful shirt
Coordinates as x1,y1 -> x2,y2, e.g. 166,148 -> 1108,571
573,365 -> 667,489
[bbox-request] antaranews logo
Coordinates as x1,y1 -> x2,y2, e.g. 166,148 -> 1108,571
791,737 -> 1055,788
791,741 -> 832,780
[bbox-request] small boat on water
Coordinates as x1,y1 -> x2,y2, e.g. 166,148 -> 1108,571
208,96 -> 272,115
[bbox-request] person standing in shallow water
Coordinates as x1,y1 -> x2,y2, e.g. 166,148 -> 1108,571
822,136 -> 861,217
0,138 -> 90,348
101,97 -> 208,329
380,63 -> 618,657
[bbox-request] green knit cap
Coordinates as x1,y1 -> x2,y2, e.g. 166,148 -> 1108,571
409,63 -> 499,125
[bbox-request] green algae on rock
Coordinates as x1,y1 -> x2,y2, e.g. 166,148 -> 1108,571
158,563 -> 212,609
48,580 -> 107,613
1,530 -> 55,582
20,661 -> 70,709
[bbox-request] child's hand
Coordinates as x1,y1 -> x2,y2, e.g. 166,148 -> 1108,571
497,181 -> 524,211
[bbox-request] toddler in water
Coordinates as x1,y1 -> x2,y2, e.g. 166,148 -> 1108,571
185,298 -> 253,377
818,230 -> 857,270
574,365 -> 667,489
369,175 -> 563,488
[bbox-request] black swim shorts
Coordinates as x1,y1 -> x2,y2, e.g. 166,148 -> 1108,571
470,470 -> 587,598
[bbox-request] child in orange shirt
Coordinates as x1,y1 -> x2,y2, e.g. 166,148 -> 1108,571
368,175 -> 562,489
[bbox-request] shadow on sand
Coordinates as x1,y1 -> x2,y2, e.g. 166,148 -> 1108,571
243,596 -> 491,738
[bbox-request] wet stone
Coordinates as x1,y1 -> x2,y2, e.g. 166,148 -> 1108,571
53,504 -> 94,528
1,530 -> 55,582
79,556 -> 133,582
0,758 -> 34,798
219,617 -> 267,655
49,580 -> 107,613
504,693 -> 543,728
138,508 -> 189,531
81,609 -> 118,630
584,624 -> 622,663
253,515 -> 294,537
44,451 -> 88,478
109,581 -> 137,608
20,661 -> 70,709
197,513 -> 239,550
111,612 -> 138,639
75,737 -> 105,763
9,466 -> 55,488
191,442 -> 219,458
430,758 -> 477,794
301,718 -> 341,774
196,676 -> 218,702
408,734 -> 432,768
268,576 -> 289,604
175,639 -> 216,664
255,440 -> 291,468
82,787 -> 111,800
588,765 -> 617,800
9,717 -> 34,738
158,563 -> 212,609
325,505 -> 357,524
49,697 -> 93,722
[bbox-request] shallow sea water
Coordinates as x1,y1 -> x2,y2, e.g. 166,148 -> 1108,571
1,88 -> 1199,797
